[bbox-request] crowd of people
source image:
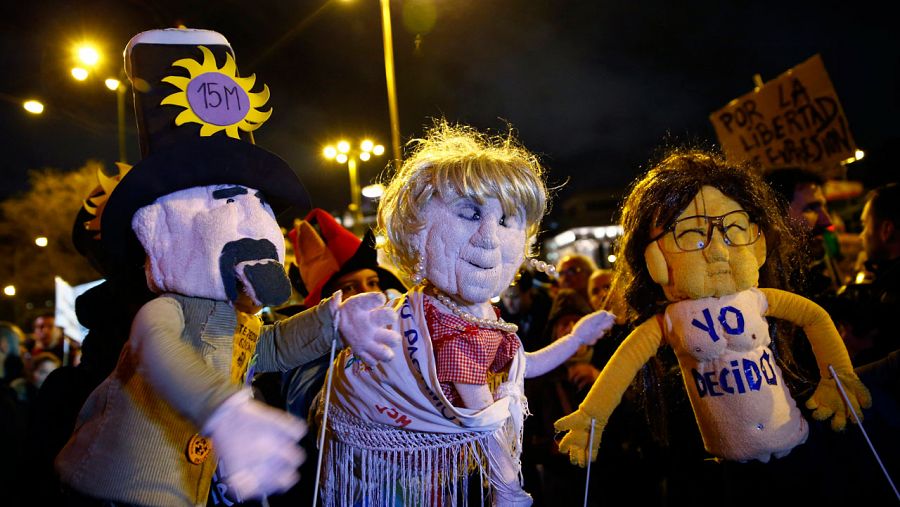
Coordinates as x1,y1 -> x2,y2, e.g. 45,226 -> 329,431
1,164 -> 898,506
1,22 -> 897,506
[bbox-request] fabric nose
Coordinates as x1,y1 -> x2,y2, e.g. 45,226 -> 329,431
703,228 -> 730,262
474,219 -> 500,249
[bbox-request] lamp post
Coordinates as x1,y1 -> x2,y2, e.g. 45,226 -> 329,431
105,77 -> 128,164
379,0 -> 402,171
323,139 -> 385,234
71,43 -> 128,163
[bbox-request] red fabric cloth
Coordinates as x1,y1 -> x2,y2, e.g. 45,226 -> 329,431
424,297 -> 520,406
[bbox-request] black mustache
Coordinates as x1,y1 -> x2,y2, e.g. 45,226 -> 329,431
219,238 -> 280,302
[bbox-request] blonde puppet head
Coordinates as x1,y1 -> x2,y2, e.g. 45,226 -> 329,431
376,121 -> 549,298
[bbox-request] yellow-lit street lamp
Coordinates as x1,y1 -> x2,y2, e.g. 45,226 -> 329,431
76,44 -> 100,66
379,0 -> 402,171
71,67 -> 89,81
34,237 -> 48,248
23,100 -> 44,115
3,285 -> 15,297
70,42 -> 128,163
323,138 -> 386,232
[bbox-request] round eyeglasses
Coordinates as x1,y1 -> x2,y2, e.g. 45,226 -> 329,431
650,210 -> 761,252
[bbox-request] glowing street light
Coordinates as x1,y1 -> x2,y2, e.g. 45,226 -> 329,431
75,44 -> 100,66
361,183 -> 384,199
3,285 -> 15,297
68,43 -> 129,163
323,138 -> 386,232
23,100 -> 44,114
71,67 -> 89,81
35,237 -> 48,248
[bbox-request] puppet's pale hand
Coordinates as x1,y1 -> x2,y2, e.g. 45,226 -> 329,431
805,370 -> 872,431
333,291 -> 401,364
571,310 -> 616,346
204,389 -> 307,499
553,409 -> 605,468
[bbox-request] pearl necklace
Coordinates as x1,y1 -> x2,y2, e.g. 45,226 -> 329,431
430,288 -> 519,334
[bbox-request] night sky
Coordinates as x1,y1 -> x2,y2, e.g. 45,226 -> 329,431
2,0 -> 898,223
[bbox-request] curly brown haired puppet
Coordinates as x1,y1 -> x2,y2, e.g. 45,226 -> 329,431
555,149 -> 871,466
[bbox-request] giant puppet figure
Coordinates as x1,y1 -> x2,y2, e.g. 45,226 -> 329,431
317,122 -> 616,506
555,150 -> 871,468
55,29 -> 399,506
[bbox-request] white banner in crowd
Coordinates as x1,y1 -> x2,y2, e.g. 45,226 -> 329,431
55,276 -> 104,344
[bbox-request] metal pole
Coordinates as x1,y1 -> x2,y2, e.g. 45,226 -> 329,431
347,157 -> 363,233
379,0 -> 402,171
116,84 -> 127,163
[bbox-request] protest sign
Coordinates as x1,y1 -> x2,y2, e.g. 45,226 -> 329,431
710,55 -> 856,172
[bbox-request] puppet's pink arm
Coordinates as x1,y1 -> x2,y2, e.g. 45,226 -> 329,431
525,310 -> 616,378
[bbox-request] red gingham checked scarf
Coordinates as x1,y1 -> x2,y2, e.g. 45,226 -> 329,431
424,297 -> 520,405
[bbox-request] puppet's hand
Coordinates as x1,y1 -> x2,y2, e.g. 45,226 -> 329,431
204,389 -> 306,499
805,370 -> 872,431
571,310 -> 616,346
553,409 -> 605,468
333,290 -> 401,364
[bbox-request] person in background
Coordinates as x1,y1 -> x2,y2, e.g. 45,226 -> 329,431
268,209 -> 406,506
764,167 -> 842,300
10,352 -> 60,409
0,322 -> 25,385
833,182 -> 900,364
764,168 -> 839,382
499,269 -> 553,349
555,253 -> 596,304
521,288 -> 596,505
587,268 -> 613,313
281,208 -> 405,419
29,313 -> 79,367
0,323 -> 27,506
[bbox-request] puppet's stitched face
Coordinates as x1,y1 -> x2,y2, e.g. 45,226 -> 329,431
420,192 -> 526,305
652,186 -> 762,301
133,185 -> 290,307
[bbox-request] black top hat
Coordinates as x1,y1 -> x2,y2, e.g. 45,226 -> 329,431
98,28 -> 309,276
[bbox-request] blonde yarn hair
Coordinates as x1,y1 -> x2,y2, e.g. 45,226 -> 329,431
376,121 -> 548,280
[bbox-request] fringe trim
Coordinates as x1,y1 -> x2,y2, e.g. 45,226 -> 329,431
322,406 -> 492,506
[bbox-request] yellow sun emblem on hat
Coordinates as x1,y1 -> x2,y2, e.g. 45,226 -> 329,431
160,46 -> 272,138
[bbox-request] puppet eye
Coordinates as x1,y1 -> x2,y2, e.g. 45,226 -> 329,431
226,198 -> 235,203
499,215 -> 507,226
676,228 -> 705,239
459,207 -> 481,221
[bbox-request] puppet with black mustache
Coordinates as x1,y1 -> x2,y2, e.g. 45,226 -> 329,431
55,28 -> 399,506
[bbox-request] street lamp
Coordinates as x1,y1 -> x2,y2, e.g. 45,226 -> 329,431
23,100 -> 44,115
323,138 -> 385,233
379,0 -> 402,171
70,42 -> 128,163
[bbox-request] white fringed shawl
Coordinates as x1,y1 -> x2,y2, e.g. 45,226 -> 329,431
320,288 -> 527,506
